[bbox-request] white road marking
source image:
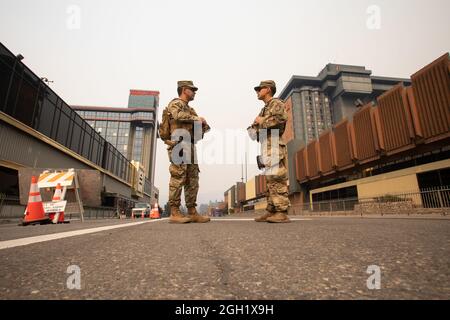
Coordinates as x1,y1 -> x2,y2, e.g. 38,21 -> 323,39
0,217 -> 312,250
0,219 -> 168,250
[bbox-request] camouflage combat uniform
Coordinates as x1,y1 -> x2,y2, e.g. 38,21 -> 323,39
164,98 -> 209,209
254,98 -> 290,215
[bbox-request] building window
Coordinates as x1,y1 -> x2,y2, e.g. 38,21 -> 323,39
108,121 -> 119,129
120,113 -> 131,121
133,126 -> 144,163
119,121 -> 130,129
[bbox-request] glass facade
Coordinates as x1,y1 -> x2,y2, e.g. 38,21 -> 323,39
128,94 -> 157,108
74,106 -> 156,169
132,112 -> 153,121
74,109 -> 153,161
0,43 -> 132,183
133,126 -> 144,163
76,110 -> 153,122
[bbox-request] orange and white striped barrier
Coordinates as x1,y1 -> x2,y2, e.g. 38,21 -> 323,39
38,170 -> 75,188
48,183 -> 67,224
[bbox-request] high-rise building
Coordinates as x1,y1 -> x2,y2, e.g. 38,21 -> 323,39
72,90 -> 159,185
128,89 -> 159,109
298,86 -> 333,143
280,63 -> 411,146
279,63 -> 412,198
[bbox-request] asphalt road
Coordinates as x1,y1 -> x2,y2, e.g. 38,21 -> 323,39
0,216 -> 449,300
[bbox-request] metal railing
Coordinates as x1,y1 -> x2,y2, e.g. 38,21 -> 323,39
79,207 -> 117,220
289,186 -> 450,216
0,194 -> 22,219
358,186 -> 450,210
0,193 -> 5,215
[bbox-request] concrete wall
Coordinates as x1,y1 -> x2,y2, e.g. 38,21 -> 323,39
1,117 -> 143,206
246,177 -> 256,200
0,121 -> 92,171
287,138 -> 304,194
310,159 -> 450,205
331,95 -> 357,123
18,168 -> 103,207
357,174 -> 422,205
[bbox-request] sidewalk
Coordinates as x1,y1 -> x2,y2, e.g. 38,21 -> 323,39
229,210 -> 450,220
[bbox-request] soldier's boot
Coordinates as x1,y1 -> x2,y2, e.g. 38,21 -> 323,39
169,206 -> 192,224
188,207 -> 211,223
254,211 -> 273,222
266,212 -> 291,223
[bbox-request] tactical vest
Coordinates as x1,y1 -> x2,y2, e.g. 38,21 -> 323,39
258,98 -> 286,138
162,98 -> 205,147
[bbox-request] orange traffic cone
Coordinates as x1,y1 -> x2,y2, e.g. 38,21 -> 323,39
22,176 -> 50,226
150,203 -> 160,219
50,183 -> 66,224
53,183 -> 62,201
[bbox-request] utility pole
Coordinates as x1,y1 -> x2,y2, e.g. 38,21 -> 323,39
241,157 -> 244,183
245,151 -> 248,183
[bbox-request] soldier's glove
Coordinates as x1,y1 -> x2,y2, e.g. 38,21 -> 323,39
256,155 -> 266,170
203,122 -> 211,133
247,126 -> 259,141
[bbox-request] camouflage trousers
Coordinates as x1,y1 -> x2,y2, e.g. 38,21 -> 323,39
168,147 -> 199,208
262,141 -> 290,213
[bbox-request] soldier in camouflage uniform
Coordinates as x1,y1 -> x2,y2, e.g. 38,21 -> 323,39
163,81 -> 211,224
249,80 -> 291,223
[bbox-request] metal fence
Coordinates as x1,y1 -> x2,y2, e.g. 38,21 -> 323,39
0,194 -> 118,220
80,207 -> 117,220
289,186 -> 450,216
358,186 -> 450,210
0,193 -> 5,216
0,194 -> 22,219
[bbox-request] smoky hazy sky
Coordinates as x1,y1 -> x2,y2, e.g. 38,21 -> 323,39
1,0 -> 449,206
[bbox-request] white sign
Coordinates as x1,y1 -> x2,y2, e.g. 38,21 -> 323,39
43,201 -> 67,214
